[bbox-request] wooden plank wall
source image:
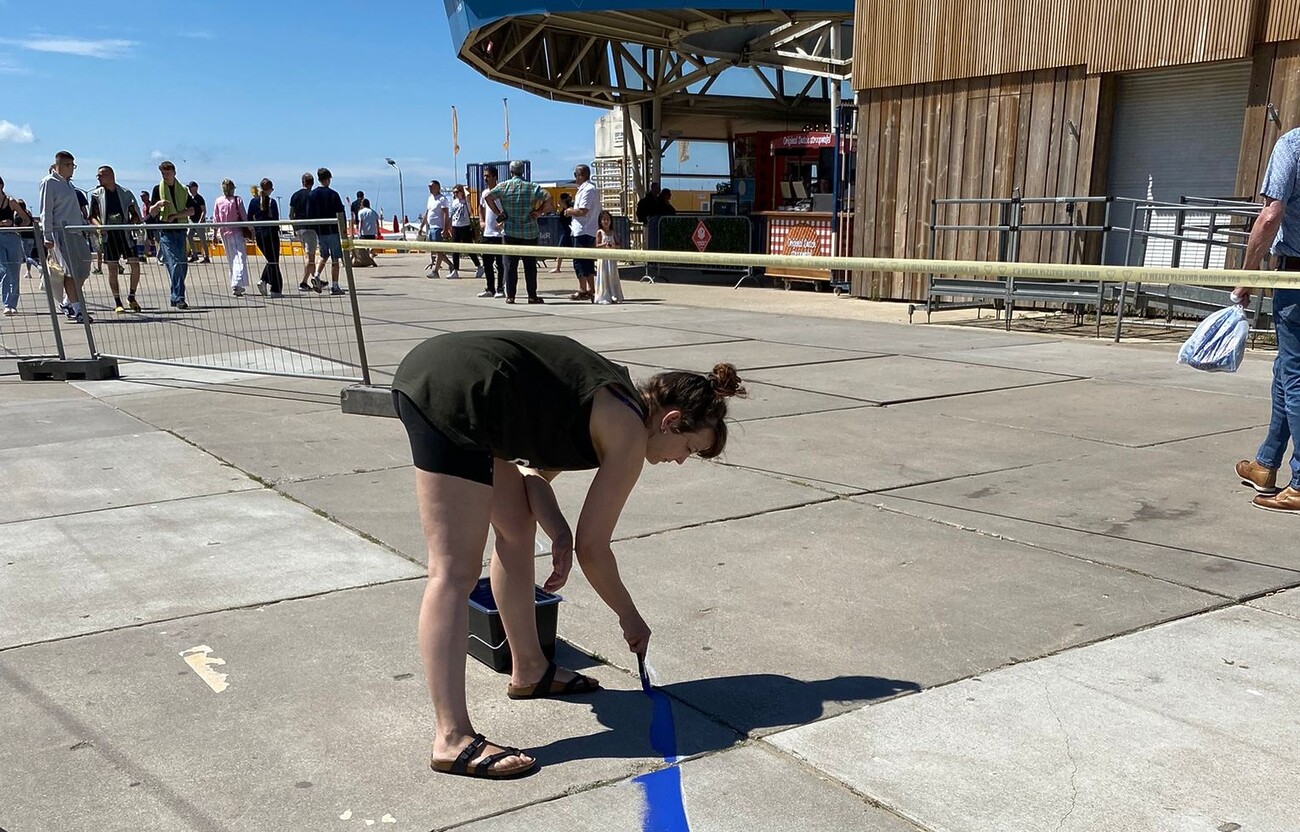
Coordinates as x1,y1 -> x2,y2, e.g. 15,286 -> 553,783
852,67 -> 1106,300
1260,0 -> 1300,42
853,0 -> 1256,89
1235,40 -> 1300,199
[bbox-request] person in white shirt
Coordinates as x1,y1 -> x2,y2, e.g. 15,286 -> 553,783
355,198 -> 380,266
447,184 -> 480,280
563,164 -> 601,301
478,167 -> 504,298
418,179 -> 451,278
39,150 -> 94,322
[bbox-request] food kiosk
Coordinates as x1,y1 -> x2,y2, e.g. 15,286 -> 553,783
732,130 -> 853,291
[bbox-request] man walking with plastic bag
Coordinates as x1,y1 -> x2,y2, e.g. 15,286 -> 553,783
1233,127 -> 1300,512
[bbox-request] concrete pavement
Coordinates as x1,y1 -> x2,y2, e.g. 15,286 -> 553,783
2,254 -> 1297,831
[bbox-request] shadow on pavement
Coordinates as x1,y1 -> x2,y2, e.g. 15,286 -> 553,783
530,672 -> 920,765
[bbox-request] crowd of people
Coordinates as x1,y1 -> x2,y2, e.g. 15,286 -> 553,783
432,161 -> 624,304
1,152 -> 632,323
0,151 -> 366,322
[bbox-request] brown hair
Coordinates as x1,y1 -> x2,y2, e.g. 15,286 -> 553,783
639,363 -> 746,458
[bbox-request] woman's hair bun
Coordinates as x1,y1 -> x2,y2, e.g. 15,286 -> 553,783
709,363 -> 746,399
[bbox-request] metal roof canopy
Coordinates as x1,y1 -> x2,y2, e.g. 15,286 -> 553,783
446,1 -> 854,121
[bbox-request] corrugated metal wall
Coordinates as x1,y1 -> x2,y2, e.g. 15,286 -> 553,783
851,67 -> 1107,300
853,0 -> 1256,89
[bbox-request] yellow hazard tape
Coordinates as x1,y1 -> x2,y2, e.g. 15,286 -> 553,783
349,238 -> 1300,290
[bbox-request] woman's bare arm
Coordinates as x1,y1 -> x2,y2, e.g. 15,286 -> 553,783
518,467 -> 573,592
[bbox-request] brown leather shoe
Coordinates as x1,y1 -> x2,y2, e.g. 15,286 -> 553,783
1236,459 -> 1280,495
1253,486 -> 1300,513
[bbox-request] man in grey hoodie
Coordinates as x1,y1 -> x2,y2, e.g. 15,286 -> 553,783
39,150 -> 93,323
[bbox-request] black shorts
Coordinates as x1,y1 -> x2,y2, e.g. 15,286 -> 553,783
102,231 -> 138,263
393,391 -> 494,486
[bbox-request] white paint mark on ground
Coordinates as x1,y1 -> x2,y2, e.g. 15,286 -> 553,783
381,815 -> 396,823
339,809 -> 352,820
179,645 -> 229,693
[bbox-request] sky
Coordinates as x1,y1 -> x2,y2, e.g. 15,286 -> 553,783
0,0 -> 731,221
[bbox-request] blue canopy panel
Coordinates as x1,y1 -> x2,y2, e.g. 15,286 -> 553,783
444,0 -> 854,51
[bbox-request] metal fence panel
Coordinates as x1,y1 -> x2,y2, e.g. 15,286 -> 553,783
57,217 -> 368,382
0,223 -> 68,361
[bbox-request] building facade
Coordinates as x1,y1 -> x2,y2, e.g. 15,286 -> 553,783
851,0 -> 1300,299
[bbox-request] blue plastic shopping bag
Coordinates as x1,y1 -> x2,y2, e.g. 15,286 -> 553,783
1177,305 -> 1248,373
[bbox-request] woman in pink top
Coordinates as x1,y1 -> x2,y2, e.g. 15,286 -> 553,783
212,179 -> 251,296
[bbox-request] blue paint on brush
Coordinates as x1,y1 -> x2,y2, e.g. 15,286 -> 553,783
633,652 -> 690,832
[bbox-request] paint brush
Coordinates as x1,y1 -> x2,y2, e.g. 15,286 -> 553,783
637,651 -> 652,693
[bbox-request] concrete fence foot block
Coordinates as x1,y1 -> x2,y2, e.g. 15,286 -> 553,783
340,384 -> 397,418
18,357 -> 120,382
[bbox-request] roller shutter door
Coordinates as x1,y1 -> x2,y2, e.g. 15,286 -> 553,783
1105,61 -> 1250,264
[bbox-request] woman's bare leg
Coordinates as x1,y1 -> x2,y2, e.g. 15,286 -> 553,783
488,460 -> 583,689
415,467 -> 532,771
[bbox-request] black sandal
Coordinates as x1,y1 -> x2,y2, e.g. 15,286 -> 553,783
430,733 -> 535,779
507,661 -> 601,699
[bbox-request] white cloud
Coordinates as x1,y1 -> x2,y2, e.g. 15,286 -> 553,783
0,58 -> 26,74
11,37 -> 136,59
0,120 -> 35,143
150,149 -> 165,160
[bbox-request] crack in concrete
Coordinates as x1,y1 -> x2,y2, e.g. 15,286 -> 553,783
1040,672 -> 1081,832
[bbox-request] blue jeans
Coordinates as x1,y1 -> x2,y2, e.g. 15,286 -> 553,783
0,231 -> 22,310
159,229 -> 189,303
1257,287 -> 1300,488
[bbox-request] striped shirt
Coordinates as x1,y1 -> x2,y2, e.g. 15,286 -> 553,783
489,176 -> 548,240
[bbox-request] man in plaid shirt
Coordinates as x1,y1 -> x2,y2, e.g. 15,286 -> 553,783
484,160 -> 552,304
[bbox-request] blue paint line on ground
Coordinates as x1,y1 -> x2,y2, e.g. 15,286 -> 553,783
635,652 -> 690,832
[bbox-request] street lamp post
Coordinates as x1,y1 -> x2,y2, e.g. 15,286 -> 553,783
385,157 -> 406,240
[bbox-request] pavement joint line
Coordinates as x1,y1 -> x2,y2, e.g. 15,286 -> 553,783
619,352 -> 899,375
586,336 -> 756,355
268,462 -> 414,488
848,452 -> 1108,498
916,351 -> 1096,380
1126,423 -> 1269,449
712,375 -> 884,404
0,486 -> 261,529
712,460 -> 870,497
1246,601 -> 1300,623
106,378 -> 338,406
0,574 -> 426,655
734,372 -> 1082,408
875,375 -> 1089,408
428,739 -> 745,832
873,490 -> 1300,583
732,401 -> 878,425
594,492 -> 845,547
867,500 -> 1266,601
749,739 -> 942,832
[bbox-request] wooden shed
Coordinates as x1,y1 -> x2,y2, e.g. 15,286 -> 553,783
850,0 -> 1300,300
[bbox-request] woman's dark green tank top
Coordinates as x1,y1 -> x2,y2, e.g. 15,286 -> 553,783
391,330 -> 645,470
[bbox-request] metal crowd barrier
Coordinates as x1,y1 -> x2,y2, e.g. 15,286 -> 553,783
0,220 -> 79,364
49,214 -> 370,383
644,214 -> 759,287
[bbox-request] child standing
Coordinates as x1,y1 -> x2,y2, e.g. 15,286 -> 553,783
593,210 -> 624,305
